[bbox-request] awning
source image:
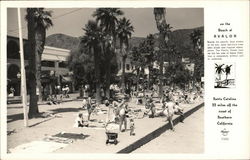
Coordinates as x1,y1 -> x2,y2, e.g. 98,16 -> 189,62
61,76 -> 72,83
42,54 -> 67,61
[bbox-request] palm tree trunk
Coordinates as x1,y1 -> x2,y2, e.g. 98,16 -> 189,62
29,59 -> 39,117
121,56 -> 126,93
94,46 -> 101,104
28,26 -> 46,118
105,46 -> 111,98
148,65 -> 152,91
35,28 -> 46,102
158,33 -> 165,98
27,11 -> 39,117
36,53 -> 42,102
159,55 -> 163,97
136,68 -> 140,91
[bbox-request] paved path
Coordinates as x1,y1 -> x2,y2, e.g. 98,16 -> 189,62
133,107 -> 204,153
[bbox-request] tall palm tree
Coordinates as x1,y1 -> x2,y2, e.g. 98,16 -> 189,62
153,8 -> 171,97
130,46 -> 145,91
190,29 -> 203,87
190,29 -> 202,54
139,34 -> 155,90
26,8 -> 53,117
81,20 -> 103,104
93,8 -> 123,98
215,64 -> 225,80
169,44 -> 178,64
225,65 -> 232,82
117,17 -> 134,93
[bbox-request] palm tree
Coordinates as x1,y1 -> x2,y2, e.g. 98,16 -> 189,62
225,65 -> 232,82
117,17 -> 134,93
190,29 -> 203,87
190,29 -> 202,54
153,8 -> 171,98
93,8 -> 123,98
136,34 -> 155,90
215,64 -> 225,80
26,8 -> 53,117
67,47 -> 95,98
130,46 -> 147,91
144,34 -> 155,90
81,20 -> 103,104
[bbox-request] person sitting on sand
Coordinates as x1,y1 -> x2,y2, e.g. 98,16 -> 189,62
145,98 -> 156,118
74,113 -> 88,127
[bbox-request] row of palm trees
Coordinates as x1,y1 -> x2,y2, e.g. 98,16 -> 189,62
24,7 -> 202,118
24,7 -> 172,117
80,8 -> 134,104
153,8 -> 172,97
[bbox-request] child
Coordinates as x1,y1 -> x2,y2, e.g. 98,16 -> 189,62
136,92 -> 144,105
145,98 -> 156,118
118,99 -> 128,132
104,98 -> 110,107
105,98 -> 113,123
74,113 -> 88,127
82,98 -> 87,109
129,119 -> 135,136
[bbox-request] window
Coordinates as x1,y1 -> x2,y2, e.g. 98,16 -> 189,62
59,61 -> 68,68
126,64 -> 130,70
41,60 -> 55,67
7,40 -> 19,59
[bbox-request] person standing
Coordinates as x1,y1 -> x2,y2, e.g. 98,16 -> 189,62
163,101 -> 175,131
163,101 -> 184,131
118,99 -> 128,132
65,85 -> 70,98
86,97 -> 94,121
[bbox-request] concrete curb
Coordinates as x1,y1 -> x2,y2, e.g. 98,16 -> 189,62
117,102 -> 204,153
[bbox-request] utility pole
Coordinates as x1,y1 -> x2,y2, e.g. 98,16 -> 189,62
17,8 -> 28,127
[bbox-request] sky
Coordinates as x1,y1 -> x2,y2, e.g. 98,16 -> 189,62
7,8 -> 203,39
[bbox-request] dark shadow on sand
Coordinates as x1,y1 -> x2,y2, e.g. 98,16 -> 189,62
49,107 -> 83,114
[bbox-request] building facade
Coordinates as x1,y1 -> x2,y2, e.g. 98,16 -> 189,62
7,35 -> 72,97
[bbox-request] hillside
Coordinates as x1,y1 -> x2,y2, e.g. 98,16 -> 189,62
170,26 -> 204,58
45,26 -> 204,58
45,33 -> 80,51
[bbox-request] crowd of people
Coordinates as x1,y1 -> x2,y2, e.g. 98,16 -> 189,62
75,85 -> 203,134
46,85 -> 70,105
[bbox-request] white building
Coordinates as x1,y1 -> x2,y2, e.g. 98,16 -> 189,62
7,35 -> 72,96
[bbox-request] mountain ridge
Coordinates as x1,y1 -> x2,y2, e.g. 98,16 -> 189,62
45,26 -> 204,58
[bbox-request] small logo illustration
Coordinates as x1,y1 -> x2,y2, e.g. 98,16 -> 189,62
221,128 -> 230,136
